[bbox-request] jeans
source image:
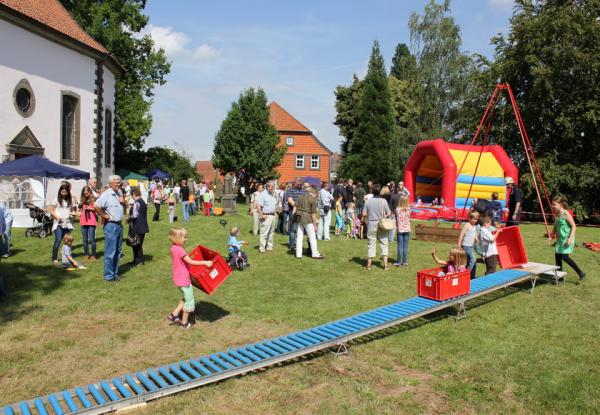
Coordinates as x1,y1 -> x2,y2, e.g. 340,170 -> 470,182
317,209 -> 332,240
52,227 -> 71,261
287,211 -> 297,248
168,205 -> 175,223
296,223 -> 320,258
1,220 -> 12,256
276,213 -> 285,234
81,225 -> 97,257
103,222 -> 123,281
396,232 -> 410,264
462,245 -> 476,279
182,201 -> 190,222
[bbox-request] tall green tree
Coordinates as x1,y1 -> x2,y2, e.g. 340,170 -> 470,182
409,0 -> 472,135
333,75 -> 363,158
61,0 -> 171,165
339,41 -> 399,183
123,147 -> 195,182
212,88 -> 285,186
389,75 -> 421,168
491,0 -> 600,217
390,43 -> 417,83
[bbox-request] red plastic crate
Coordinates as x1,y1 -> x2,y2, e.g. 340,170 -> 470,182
417,267 -> 471,301
188,245 -> 232,295
496,226 -> 528,268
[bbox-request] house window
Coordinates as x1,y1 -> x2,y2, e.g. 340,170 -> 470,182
295,155 -> 305,169
61,93 -> 80,163
310,155 -> 320,170
104,109 -> 112,167
286,137 -> 294,146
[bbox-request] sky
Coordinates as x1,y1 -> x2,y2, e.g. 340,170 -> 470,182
142,0 -> 515,162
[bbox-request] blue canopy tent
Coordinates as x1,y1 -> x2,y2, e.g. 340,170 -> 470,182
0,156 -> 90,211
146,168 -> 171,180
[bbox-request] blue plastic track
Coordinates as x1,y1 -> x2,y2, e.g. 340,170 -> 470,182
3,269 -> 529,415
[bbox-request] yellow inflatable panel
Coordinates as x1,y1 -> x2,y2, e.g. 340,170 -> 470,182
450,149 -> 504,178
455,183 -> 506,194
455,190 -> 507,200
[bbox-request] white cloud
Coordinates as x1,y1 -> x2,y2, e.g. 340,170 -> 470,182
140,25 -> 221,61
489,0 -> 514,13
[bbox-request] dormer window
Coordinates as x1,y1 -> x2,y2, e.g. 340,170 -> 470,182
286,137 -> 294,146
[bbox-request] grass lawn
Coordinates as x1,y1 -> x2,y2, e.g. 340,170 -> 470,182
1,206 -> 599,414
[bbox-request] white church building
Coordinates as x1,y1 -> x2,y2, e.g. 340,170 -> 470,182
0,0 -> 122,184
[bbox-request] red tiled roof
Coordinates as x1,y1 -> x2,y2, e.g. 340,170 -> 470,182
195,160 -> 223,181
269,102 -> 311,132
0,0 -> 109,54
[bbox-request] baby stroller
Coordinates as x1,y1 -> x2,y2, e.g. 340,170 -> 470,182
23,202 -> 53,238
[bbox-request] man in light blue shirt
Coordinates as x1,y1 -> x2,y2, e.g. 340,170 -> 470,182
95,175 -> 126,282
257,181 -> 277,252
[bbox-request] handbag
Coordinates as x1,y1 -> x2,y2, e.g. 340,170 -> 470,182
378,199 -> 395,231
126,227 -> 140,247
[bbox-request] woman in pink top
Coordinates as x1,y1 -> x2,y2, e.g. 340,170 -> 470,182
394,196 -> 411,267
167,227 -> 213,329
79,186 -> 98,260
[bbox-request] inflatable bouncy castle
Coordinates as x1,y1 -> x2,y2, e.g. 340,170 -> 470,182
404,139 -> 518,220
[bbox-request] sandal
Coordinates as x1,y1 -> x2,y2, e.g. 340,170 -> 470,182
383,265 -> 389,271
167,314 -> 181,324
365,265 -> 372,270
179,322 -> 194,329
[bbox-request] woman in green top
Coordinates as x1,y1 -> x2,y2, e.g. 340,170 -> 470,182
549,196 -> 585,281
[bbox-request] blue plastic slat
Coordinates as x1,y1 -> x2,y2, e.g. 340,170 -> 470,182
228,349 -> 253,364
190,359 -> 215,375
278,336 -> 305,349
61,391 -> 78,412
100,381 -> 120,401
355,314 -> 385,325
3,406 -> 15,415
170,364 -> 192,382
158,368 -> 179,385
218,352 -> 243,368
112,378 -> 133,399
208,355 -> 234,371
320,324 -> 348,335
254,343 -> 280,357
75,387 -> 92,409
372,307 -> 402,318
136,372 -> 158,392
199,357 -> 225,373
288,334 -> 314,346
147,370 -> 169,389
388,303 -> 422,315
319,326 -> 347,338
311,328 -> 338,340
87,384 -> 106,405
271,339 -> 297,352
236,348 -> 263,362
346,317 -> 373,328
18,403 -> 31,415
297,331 -> 326,343
329,321 -> 358,332
34,399 -> 48,415
260,341 -> 288,354
246,345 -> 271,359
48,394 -> 64,415
303,330 -> 331,341
178,362 -> 201,379
124,374 -> 145,395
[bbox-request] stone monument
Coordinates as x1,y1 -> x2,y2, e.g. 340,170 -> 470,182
221,172 -> 237,213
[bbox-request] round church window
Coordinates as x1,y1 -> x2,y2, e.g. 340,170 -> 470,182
13,79 -> 36,117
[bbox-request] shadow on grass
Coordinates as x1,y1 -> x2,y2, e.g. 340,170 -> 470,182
118,255 -> 155,275
70,237 -> 106,251
0,261 -> 83,325
193,301 -> 230,322
350,256 -> 368,267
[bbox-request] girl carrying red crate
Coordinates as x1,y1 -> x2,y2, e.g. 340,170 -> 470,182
167,227 -> 213,329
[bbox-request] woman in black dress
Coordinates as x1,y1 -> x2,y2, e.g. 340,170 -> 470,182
129,187 -> 149,266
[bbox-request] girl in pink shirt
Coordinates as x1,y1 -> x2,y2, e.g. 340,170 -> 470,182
79,186 -> 98,260
168,227 -> 213,329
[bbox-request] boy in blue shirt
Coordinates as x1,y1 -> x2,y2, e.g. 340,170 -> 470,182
227,226 -> 249,269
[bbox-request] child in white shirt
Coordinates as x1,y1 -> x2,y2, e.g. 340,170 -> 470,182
479,216 -> 502,274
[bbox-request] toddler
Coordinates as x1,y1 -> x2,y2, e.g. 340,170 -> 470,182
227,226 -> 249,269
167,227 -> 213,329
431,247 -> 467,276
458,211 -> 479,279
61,234 -> 86,270
479,216 -> 501,274
167,193 -> 176,223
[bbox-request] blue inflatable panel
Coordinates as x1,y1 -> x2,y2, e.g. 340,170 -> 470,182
455,197 -> 506,209
416,176 -> 442,185
457,175 -> 505,186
